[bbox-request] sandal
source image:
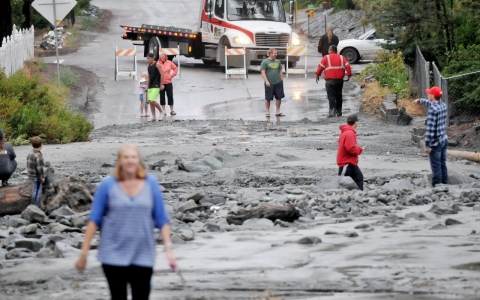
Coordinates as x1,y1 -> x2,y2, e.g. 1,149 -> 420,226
266,114 -> 270,117
171,111 -> 177,116
275,113 -> 285,117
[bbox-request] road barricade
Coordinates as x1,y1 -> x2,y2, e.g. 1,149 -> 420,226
159,46 -> 181,78
286,45 -> 307,78
115,46 -> 137,81
225,47 -> 247,79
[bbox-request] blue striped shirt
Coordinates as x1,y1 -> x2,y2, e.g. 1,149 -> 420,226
89,174 -> 169,267
419,99 -> 448,148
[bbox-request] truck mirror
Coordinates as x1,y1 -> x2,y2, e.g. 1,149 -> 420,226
289,1 -> 294,14
207,0 -> 213,19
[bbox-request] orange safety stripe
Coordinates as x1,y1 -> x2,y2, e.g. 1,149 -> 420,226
159,48 -> 180,55
287,46 -> 307,57
116,49 -> 137,56
225,48 -> 245,55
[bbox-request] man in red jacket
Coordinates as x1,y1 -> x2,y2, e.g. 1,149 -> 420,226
315,45 -> 352,117
337,114 -> 365,190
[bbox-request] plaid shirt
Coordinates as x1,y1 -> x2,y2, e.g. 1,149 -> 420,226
27,149 -> 45,179
419,99 -> 448,148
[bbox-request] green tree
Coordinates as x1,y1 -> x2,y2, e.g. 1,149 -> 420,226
353,0 -> 480,66
0,0 -> 13,47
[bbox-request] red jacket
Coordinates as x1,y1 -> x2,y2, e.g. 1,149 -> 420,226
315,53 -> 352,80
157,59 -> 178,84
337,124 -> 363,167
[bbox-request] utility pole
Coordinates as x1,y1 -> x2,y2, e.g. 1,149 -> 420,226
52,0 -> 61,87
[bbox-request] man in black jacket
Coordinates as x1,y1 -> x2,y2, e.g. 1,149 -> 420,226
317,27 -> 339,56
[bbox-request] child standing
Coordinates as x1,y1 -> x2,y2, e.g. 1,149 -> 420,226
139,72 -> 149,117
27,136 -> 48,208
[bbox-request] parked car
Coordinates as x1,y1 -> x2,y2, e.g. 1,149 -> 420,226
337,29 -> 386,64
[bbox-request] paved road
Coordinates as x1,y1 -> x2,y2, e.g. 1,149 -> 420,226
43,0 -> 367,128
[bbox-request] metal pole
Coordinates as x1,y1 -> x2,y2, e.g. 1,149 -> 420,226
52,0 -> 61,87
307,15 -> 309,36
225,46 -> 227,80
243,47 -> 246,79
294,0 -> 297,28
177,45 -> 181,78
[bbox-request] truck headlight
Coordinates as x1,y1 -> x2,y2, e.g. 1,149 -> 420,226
233,36 -> 250,45
292,37 -> 301,46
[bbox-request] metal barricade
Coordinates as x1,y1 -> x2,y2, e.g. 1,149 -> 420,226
115,46 -> 137,81
225,47 -> 247,79
286,45 -> 307,78
159,46 -> 181,78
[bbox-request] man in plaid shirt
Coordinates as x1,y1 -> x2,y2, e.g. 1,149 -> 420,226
414,86 -> 448,187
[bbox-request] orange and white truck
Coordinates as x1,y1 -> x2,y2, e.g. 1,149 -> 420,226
121,0 -> 301,68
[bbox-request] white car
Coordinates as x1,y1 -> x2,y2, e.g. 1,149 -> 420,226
337,29 -> 386,64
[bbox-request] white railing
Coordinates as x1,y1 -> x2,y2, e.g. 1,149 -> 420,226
0,25 -> 35,77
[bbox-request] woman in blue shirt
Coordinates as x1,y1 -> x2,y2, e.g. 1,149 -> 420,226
76,144 -> 175,300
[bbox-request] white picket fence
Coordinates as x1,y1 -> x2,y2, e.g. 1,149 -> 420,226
0,25 -> 35,77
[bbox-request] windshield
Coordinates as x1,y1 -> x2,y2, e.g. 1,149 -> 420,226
227,0 -> 286,22
357,30 -> 375,40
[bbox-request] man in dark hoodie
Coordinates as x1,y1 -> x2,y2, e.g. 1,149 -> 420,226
337,114 -> 365,190
0,130 -> 17,186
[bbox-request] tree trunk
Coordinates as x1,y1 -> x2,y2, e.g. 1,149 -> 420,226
0,0 -> 13,47
226,204 -> 300,225
0,182 -> 32,216
21,0 -> 32,29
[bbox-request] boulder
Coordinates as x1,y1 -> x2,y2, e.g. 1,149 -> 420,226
226,204 -> 300,226
54,241 -> 80,258
185,190 -> 207,203
7,217 -> 30,228
45,175 -> 95,214
71,211 -> 90,228
381,179 -> 414,192
18,224 -> 39,234
344,231 -> 359,237
14,238 -> 44,252
205,223 -> 222,232
49,223 -> 82,234
177,156 -> 223,173
297,237 -> 322,244
6,248 -> 36,260
21,205 -> 47,223
177,228 -> 195,241
428,204 -> 459,215
176,200 -> 197,213
316,176 -> 359,191
428,170 -> 476,185
445,218 -> 463,226
36,248 -> 55,258
50,205 -> 75,218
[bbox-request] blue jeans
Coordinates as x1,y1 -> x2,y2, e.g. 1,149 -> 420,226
429,140 -> 448,187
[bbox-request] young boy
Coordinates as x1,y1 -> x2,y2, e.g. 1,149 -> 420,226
27,136 -> 47,208
138,72 -> 149,117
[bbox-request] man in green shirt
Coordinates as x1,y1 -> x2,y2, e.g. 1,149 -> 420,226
260,48 -> 285,117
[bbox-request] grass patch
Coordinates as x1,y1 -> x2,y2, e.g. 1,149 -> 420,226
79,16 -> 96,30
58,66 -> 80,87
0,66 -> 93,145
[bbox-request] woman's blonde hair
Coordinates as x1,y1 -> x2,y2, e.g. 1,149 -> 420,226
327,27 -> 333,44
114,144 -> 147,181
141,72 -> 148,78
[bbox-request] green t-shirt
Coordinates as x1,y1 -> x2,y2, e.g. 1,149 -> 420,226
260,58 -> 283,85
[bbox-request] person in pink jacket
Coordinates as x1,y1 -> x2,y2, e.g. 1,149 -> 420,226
158,53 -> 178,115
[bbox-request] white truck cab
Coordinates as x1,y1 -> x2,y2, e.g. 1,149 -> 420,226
121,0 -> 300,67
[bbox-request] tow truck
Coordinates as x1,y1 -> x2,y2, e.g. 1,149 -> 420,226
121,0 -> 301,68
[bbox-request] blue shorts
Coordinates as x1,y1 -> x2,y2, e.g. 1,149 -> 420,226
265,80 -> 285,101
139,93 -> 144,101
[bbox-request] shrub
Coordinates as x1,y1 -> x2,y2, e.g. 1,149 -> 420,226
59,66 -> 80,87
0,70 -> 93,145
357,50 -> 410,99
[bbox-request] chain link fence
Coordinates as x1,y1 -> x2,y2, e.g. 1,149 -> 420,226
415,47 -> 480,124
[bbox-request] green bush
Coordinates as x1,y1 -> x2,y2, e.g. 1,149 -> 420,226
0,70 -> 93,145
59,66 -> 80,87
357,51 -> 410,98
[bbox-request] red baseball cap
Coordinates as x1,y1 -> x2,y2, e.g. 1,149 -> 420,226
425,86 -> 443,98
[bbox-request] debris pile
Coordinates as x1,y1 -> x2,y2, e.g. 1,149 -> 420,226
35,27 -> 71,50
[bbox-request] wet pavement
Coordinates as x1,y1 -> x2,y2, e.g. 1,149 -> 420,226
42,0 -> 368,128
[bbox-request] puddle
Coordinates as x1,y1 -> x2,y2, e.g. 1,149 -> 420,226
448,243 -> 476,247
453,262 -> 480,272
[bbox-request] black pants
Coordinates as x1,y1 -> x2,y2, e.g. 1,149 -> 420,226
102,264 -> 153,300
0,160 -> 17,181
160,83 -> 174,105
325,79 -> 344,113
338,164 -> 364,191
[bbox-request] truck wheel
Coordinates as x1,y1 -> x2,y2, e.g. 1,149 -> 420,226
149,37 -> 161,61
341,48 -> 359,64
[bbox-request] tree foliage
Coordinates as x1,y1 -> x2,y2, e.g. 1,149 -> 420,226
353,0 -> 479,67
